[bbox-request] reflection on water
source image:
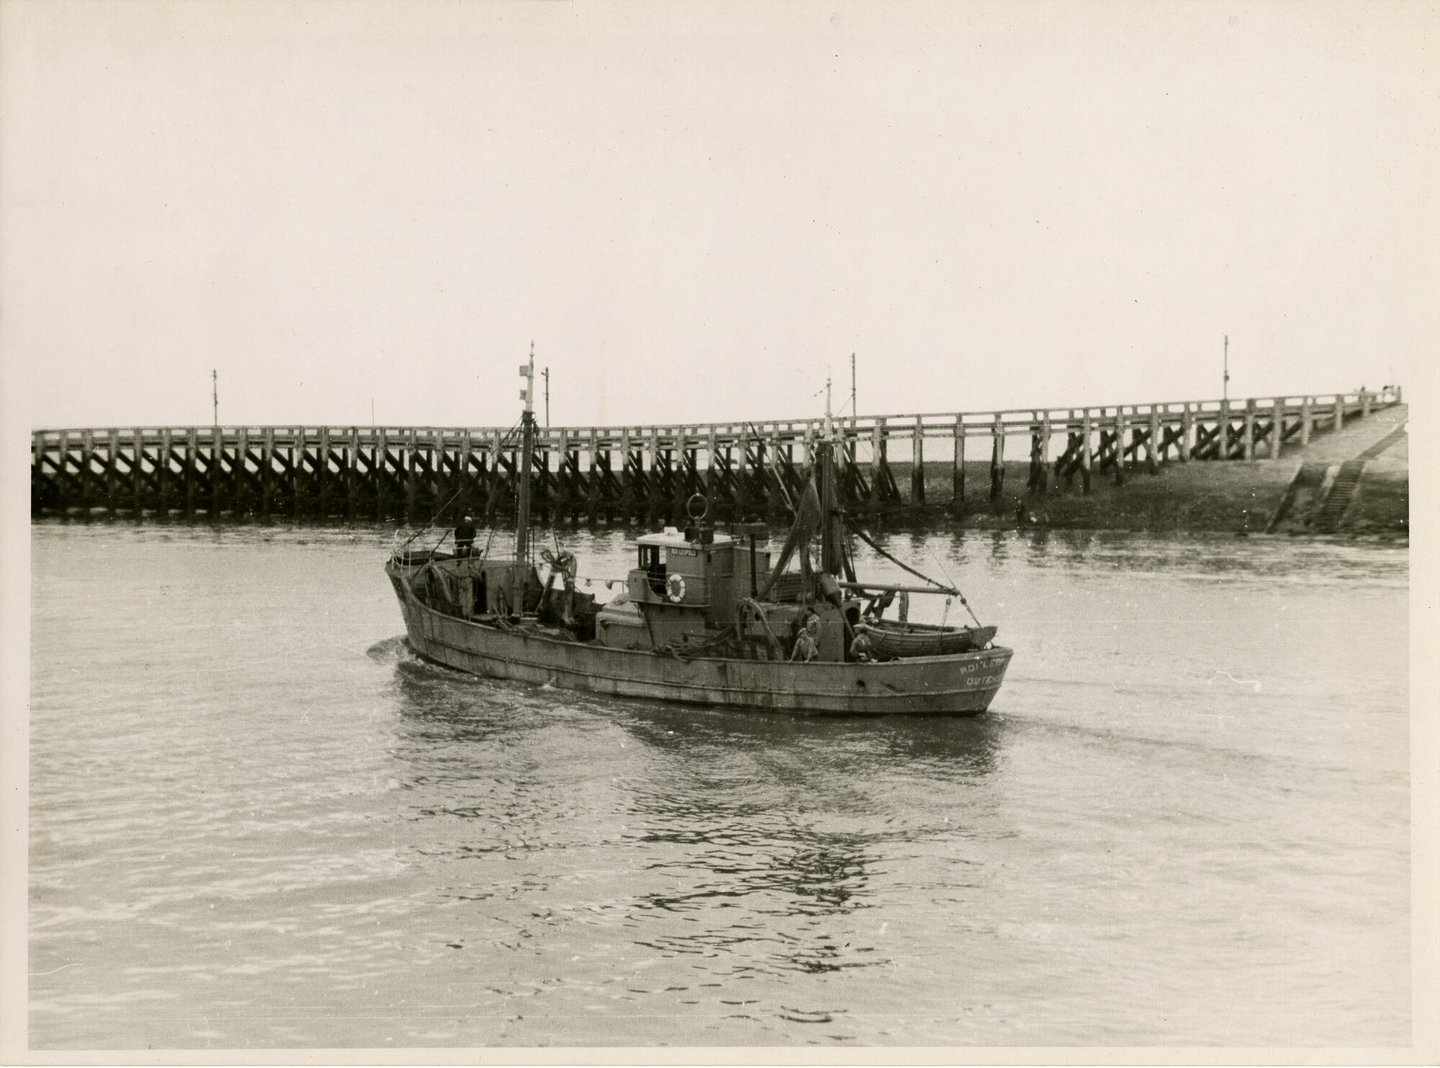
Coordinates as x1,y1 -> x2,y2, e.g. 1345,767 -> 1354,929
379,648 -> 1006,985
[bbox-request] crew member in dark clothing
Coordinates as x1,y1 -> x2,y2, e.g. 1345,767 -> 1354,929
454,515 -> 477,556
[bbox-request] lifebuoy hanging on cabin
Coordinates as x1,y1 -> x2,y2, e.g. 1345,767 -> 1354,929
667,573 -> 686,603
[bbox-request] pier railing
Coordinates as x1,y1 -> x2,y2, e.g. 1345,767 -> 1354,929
30,387 -> 1403,523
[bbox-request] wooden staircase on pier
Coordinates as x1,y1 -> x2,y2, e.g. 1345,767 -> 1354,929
1313,461 -> 1367,533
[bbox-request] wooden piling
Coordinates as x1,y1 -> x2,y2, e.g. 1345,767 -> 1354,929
75,430 -> 92,513
911,417 -> 925,503
588,431 -> 601,523
158,428 -> 173,512
952,417 -> 965,511
376,429 -> 389,520
870,419 -> 885,503
989,415 -> 1004,503
619,430 -> 633,517
1113,411 -> 1126,485
646,431 -> 661,523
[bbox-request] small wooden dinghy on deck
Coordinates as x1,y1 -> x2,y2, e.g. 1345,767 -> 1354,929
865,621 -> 997,659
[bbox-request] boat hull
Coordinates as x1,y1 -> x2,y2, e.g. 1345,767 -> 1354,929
389,567 -> 1011,715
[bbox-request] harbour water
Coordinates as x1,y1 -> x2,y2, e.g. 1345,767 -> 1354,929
27,522 -> 1410,1049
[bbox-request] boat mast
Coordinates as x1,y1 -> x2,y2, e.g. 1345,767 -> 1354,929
514,344 -> 536,617
820,377 -> 836,576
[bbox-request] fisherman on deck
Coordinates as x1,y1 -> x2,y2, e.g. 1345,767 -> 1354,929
454,515 -> 477,557
863,589 -> 895,621
849,623 -> 874,663
791,613 -> 822,663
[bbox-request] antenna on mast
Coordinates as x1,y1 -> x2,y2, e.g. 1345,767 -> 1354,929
1223,335 -> 1230,403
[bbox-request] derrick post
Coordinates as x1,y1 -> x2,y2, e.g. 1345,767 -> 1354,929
1271,400 -> 1285,460
1243,399 -> 1256,461
533,438 -> 550,524
737,440 -> 748,518
766,433 -> 782,518
1361,389 -> 1372,420
951,416 -> 965,514
911,417 -> 925,503
1218,399 -> 1230,460
1300,397 -> 1313,446
1081,410 -> 1093,493
1333,393 -> 1343,433
1180,404 -> 1193,462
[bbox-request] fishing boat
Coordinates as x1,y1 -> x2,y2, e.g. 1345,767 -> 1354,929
383,350 -> 1012,715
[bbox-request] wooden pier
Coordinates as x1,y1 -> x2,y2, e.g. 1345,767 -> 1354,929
29,389 -> 1402,524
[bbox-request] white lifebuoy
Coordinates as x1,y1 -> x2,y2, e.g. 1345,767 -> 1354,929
667,573 -> 686,603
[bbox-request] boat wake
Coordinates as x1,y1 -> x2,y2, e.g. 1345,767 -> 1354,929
365,636 -> 421,665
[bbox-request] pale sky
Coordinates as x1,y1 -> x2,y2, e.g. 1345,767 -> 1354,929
2,0 -> 1436,431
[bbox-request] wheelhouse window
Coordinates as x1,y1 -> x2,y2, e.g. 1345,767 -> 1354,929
641,546 -> 666,594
